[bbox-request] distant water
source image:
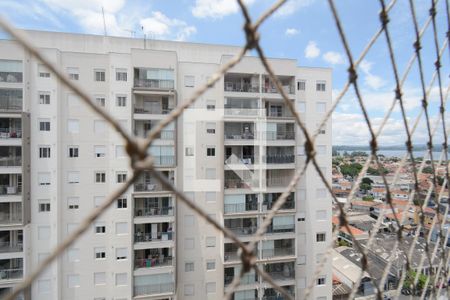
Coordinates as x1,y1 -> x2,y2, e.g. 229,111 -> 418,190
337,150 -> 448,159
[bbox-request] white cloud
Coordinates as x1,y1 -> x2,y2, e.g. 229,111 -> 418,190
322,51 -> 345,65
140,11 -> 197,41
285,28 -> 299,36
276,0 -> 316,17
304,41 -> 320,59
192,0 -> 255,19
359,59 -> 386,90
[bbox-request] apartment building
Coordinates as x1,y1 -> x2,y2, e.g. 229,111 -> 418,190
0,30 -> 331,300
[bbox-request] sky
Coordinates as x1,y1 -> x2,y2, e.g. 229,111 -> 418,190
0,0 -> 449,147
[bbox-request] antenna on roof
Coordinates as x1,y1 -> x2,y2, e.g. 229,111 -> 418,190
123,29 -> 136,38
102,6 -> 107,36
141,26 -> 146,49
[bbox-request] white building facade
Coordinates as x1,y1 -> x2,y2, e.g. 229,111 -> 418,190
0,30 -> 332,300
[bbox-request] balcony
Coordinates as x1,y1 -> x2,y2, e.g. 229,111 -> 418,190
148,145 -> 175,167
0,146 -> 21,168
225,267 -> 257,286
263,154 -> 295,164
0,202 -> 22,225
263,124 -> 295,141
0,89 -> 22,113
0,230 -> 22,253
224,170 -> 259,190
134,248 -> 173,270
224,243 -> 258,262
266,170 -> 295,188
263,192 -> 295,211
262,75 -> 295,95
224,73 -> 259,93
266,216 -> 295,234
224,98 -> 259,116
0,61 -> 22,83
225,122 -> 256,141
134,171 -> 174,193
263,262 -> 295,282
134,274 -> 174,296
224,217 -> 258,236
225,146 -> 257,166
135,222 -> 174,243
134,120 -> 175,140
134,68 -> 174,90
134,197 -> 174,218
262,239 -> 295,259
133,94 -> 175,115
265,102 -> 294,119
0,258 -> 23,281
232,290 -> 258,300
224,194 -> 258,214
262,286 -> 295,299
0,118 -> 22,141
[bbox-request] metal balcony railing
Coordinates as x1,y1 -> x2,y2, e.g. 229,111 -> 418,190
0,185 -> 21,196
134,231 -> 174,243
0,242 -> 23,253
263,155 -> 295,164
0,157 -> 21,167
0,100 -> 22,111
0,129 -> 22,139
134,107 -> 173,114
134,206 -> 174,217
262,247 -> 295,259
225,155 -> 255,165
134,282 -> 174,296
134,79 -> 174,89
224,82 -> 259,93
224,131 -> 255,140
0,268 -> 23,280
134,257 -> 173,269
0,72 -> 22,83
224,202 -> 258,214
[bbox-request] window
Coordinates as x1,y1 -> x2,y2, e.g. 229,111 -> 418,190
116,69 -> 127,81
38,226 -> 50,240
116,95 -> 127,107
185,147 -> 194,156
95,96 -> 105,107
298,101 -> 306,113
117,172 -> 127,183
117,198 -> 127,209
316,210 -> 327,221
206,237 -> 216,248
185,238 -> 194,250
185,262 -> 194,272
316,81 -> 326,91
94,120 -> 106,134
205,168 -> 216,179
184,75 -> 195,87
206,122 -> 216,134
206,147 -> 215,157
206,99 -> 216,111
115,222 -> 128,235
298,212 -> 306,222
317,123 -> 326,134
39,146 -> 51,158
94,145 -> 106,158
38,92 -> 50,104
316,102 -> 326,113
94,196 -> 104,207
67,248 -> 79,262
67,274 -> 80,288
184,284 -> 195,296
38,199 -> 50,212
38,64 -> 50,78
67,197 -> 79,210
116,248 -> 127,260
94,272 -> 106,285
94,69 -> 105,82
206,282 -> 216,294
68,146 -> 79,158
206,260 -> 216,270
115,145 -> 126,158
115,273 -> 127,286
316,233 -> 326,242
95,247 -> 106,259
67,119 -> 79,133
38,172 -> 51,186
67,67 -> 79,80
38,279 -> 51,294
95,223 -> 106,234
68,171 -> 80,184
298,255 -> 306,265
297,80 -> 306,91
205,192 -> 216,202
316,188 -> 326,198
317,276 -> 326,285
39,119 -> 50,131
95,172 -> 106,183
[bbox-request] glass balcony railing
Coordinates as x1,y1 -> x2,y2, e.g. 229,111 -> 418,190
224,82 -> 259,93
134,79 -> 174,90
264,131 -> 295,141
134,257 -> 173,269
0,157 -> 21,167
0,129 -> 22,139
224,225 -> 258,236
262,247 -> 295,259
0,268 -> 22,280
0,242 -> 22,253
0,185 -> 21,196
134,282 -> 174,296
0,72 -> 22,83
263,155 -> 295,164
134,231 -> 174,243
224,178 -> 259,189
134,206 -> 174,217
224,202 -> 258,214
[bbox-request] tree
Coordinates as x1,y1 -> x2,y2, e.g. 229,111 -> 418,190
362,177 -> 374,185
403,270 -> 428,292
350,151 -> 368,157
340,163 -> 363,178
362,195 -> 374,201
422,166 -> 433,174
360,183 -> 372,193
367,166 -> 388,175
